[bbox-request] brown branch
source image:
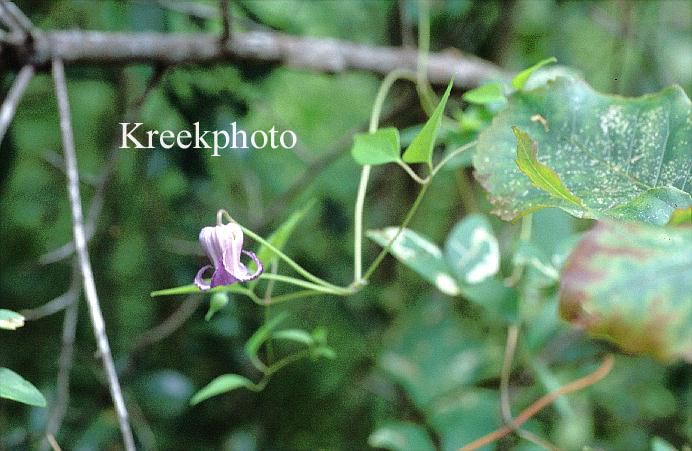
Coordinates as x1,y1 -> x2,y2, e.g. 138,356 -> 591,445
3,29 -> 504,88
460,354 -> 615,451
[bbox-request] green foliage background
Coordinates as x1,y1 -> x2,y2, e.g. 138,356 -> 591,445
1,0 -> 690,449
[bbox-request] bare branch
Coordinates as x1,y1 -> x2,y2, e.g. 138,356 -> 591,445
0,1 -> 33,36
42,283 -> 79,450
4,30 -> 504,88
21,265 -> 79,320
0,64 -> 34,147
52,58 -> 136,451
132,295 -> 203,353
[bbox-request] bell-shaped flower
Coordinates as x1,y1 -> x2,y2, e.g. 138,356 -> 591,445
194,222 -> 263,291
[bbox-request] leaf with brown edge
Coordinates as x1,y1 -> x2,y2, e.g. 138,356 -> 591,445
559,221 -> 692,363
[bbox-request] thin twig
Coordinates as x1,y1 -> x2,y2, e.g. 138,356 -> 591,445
42,285 -> 79,450
460,354 -> 615,451
0,1 -> 33,36
0,64 -> 34,147
500,325 -> 519,424
46,434 -> 61,451
52,58 -> 136,451
21,264 -> 79,320
40,66 -> 166,265
499,325 -> 559,450
131,295 -> 203,353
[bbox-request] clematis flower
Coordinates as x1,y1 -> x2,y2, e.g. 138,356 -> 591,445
194,222 -> 263,291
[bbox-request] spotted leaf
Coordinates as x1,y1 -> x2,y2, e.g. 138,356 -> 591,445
474,77 -> 692,224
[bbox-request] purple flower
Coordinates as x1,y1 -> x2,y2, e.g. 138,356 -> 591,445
194,222 -> 263,291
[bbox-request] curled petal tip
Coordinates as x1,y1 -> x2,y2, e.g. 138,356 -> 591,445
194,265 -> 213,291
241,250 -> 263,281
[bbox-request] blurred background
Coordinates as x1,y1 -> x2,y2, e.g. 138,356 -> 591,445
1,1 -> 690,449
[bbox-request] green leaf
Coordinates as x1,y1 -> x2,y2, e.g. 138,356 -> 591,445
474,77 -> 692,223
443,214 -> 500,284
311,346 -> 336,360
513,127 -> 585,208
244,312 -> 288,365
606,186 -> 692,225
560,221 -> 692,363
189,374 -> 254,405
368,421 -> 436,451
0,367 -> 46,407
0,309 -> 25,330
512,57 -> 557,90
462,82 -> 506,105
351,127 -> 401,165
367,227 -> 460,296
378,298 -> 502,408
205,292 -> 229,322
402,80 -> 454,165
272,329 -> 315,346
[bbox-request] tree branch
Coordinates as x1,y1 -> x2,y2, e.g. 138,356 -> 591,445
3,29 -> 504,87
0,64 -> 33,146
52,58 -> 136,451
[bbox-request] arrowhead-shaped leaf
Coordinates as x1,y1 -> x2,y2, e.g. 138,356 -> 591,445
0,367 -> 46,407
351,127 -> 401,165
402,80 -> 454,166
474,77 -> 692,223
512,57 -> 557,90
559,221 -> 692,363
462,82 -> 506,105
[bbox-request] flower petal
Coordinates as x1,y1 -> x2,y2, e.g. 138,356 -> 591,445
211,267 -> 238,288
235,250 -> 263,282
220,223 -> 245,277
199,227 -> 223,268
194,265 -> 213,291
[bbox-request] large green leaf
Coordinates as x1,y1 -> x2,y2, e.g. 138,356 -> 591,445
351,127 -> 401,165
378,298 -> 503,450
559,221 -> 692,363
402,80 -> 454,166
0,367 -> 46,407
474,77 -> 692,223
